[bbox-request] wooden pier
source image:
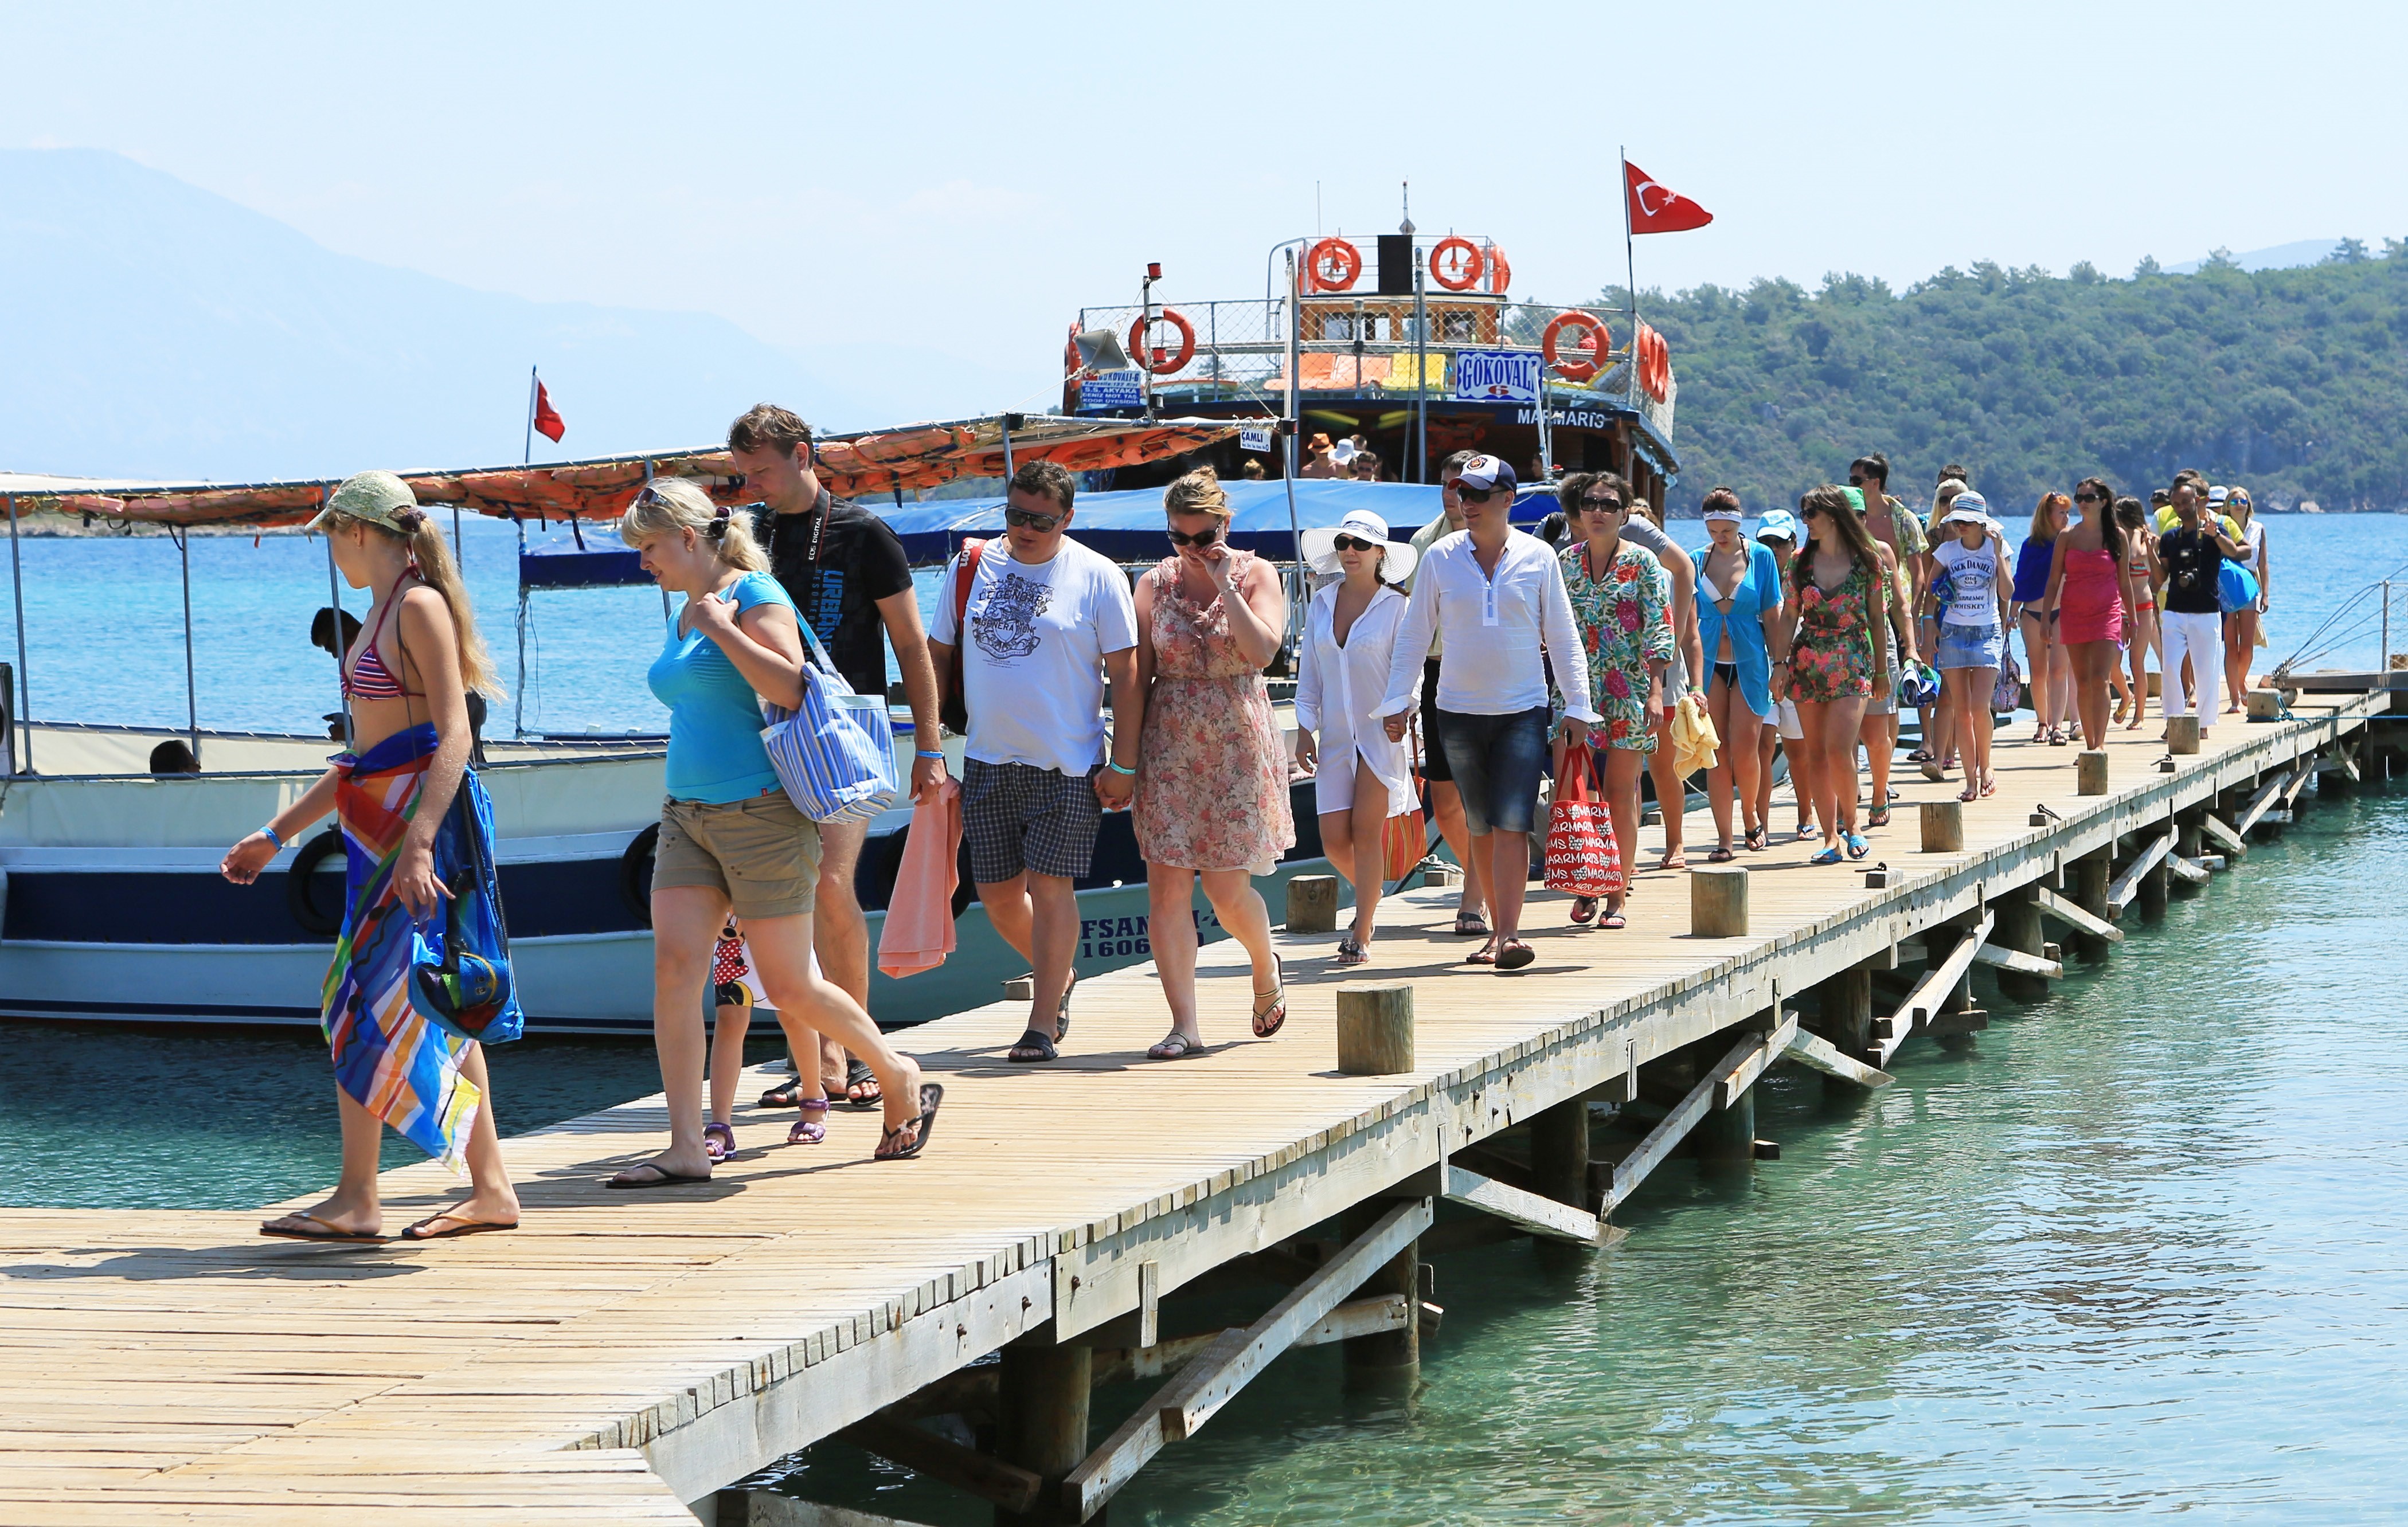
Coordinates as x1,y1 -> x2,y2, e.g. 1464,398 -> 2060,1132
0,690 -> 2387,1525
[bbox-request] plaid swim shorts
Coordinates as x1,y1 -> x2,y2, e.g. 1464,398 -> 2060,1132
961,757 -> 1104,884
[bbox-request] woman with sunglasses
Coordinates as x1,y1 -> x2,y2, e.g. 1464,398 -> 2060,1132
1560,480 -> 1674,927
1294,510 -> 1420,965
2221,487 -> 2268,714
2040,476 -> 2137,752
1690,488 -> 1786,859
1132,468 -> 1296,1058
2115,496 -> 2158,730
1773,485 -> 1891,864
2011,493 -> 2073,744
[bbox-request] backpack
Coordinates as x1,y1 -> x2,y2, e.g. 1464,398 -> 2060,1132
939,538 -> 987,735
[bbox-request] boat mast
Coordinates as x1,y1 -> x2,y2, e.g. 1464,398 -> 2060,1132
320,484 -> 351,751
1281,247 -> 1307,650
175,526 -> 199,765
5,492 -> 26,773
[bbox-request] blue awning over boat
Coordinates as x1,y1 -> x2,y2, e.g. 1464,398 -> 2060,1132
518,524 -> 646,589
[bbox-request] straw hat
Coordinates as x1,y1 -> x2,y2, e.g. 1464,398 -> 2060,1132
1301,508 -> 1418,583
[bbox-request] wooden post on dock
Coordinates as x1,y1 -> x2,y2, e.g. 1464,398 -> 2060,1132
1692,1019 -> 1762,1172
1339,1200 -> 1420,1392
1285,875 -> 1339,933
2077,750 -> 2109,796
1992,883 -> 2050,1002
1809,969 -> 1877,1078
2167,715 -> 2201,755
1336,984 -> 1414,1075
995,1333 -> 1092,1526
2070,848 -> 2114,960
1920,800 -> 1963,853
1690,865 -> 1748,936
1527,1097 -> 1593,1267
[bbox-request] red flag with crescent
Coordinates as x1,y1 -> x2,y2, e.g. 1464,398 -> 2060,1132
1624,161 -> 1714,235
532,379 -> 566,443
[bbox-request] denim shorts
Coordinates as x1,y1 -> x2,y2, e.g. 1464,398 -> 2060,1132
1433,706 -> 1551,836
1936,621 -> 2006,671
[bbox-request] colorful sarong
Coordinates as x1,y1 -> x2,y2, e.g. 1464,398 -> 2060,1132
322,723 -> 521,1174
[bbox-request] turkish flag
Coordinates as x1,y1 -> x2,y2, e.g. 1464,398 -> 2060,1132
533,379 -> 566,443
1624,161 -> 1714,235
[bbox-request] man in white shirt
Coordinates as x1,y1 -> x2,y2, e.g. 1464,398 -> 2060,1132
1403,451 -> 1488,937
928,461 -> 1142,1062
1379,455 -> 1594,972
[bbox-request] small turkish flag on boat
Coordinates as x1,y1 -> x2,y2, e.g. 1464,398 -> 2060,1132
1623,161 -> 1714,235
532,379 -> 566,443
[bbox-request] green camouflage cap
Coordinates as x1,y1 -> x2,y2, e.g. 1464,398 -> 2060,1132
306,470 -> 424,534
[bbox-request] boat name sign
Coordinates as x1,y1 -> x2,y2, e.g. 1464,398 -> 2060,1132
1453,349 -> 1543,403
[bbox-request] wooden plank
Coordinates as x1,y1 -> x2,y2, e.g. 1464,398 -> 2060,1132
1780,1028 -> 1895,1089
1087,1296 -> 1408,1388
1714,1011 -> 1800,1110
2200,813 -> 2247,858
1162,1199 -> 1432,1441
1441,1166 -> 1602,1247
1974,942 -> 2062,980
2034,885 -> 2123,943
1061,1329 -> 1248,1521
2166,853 -> 2211,885
1600,1031 -> 1766,1214
2108,833 -> 2174,911
741,1495 -> 944,1527
2234,771 -> 2290,833
1873,910 -> 1993,1066
835,1417 -> 1042,1514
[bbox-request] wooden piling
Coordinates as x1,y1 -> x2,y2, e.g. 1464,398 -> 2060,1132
1338,1200 -> 1420,1391
994,1334 -> 1092,1526
2070,847 -> 2114,960
1810,968 -> 1877,1076
1690,865 -> 1748,937
1336,984 -> 1414,1075
2077,750 -> 2109,795
1992,883 -> 2050,1002
1285,875 -> 1339,932
1527,1097 -> 1594,1267
1692,1027 -> 1758,1173
2167,715 -> 2201,754
1920,799 -> 1964,852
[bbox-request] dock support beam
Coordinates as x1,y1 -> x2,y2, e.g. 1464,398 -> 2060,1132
1692,1053 -> 1756,1173
2138,824 -> 2172,921
2070,847 -> 2114,960
1527,1098 -> 1593,1267
1811,968 -> 1877,1078
996,1333 -> 1092,1526
1992,883 -> 2050,1003
1338,1201 -> 1420,1392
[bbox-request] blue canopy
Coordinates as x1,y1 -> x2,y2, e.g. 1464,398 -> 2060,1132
877,479 -> 1559,565
519,523 -> 646,589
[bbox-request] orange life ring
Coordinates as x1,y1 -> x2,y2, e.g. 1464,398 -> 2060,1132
1429,236 -> 1484,292
1305,237 -> 1361,292
1128,308 -> 1197,375
1542,310 -> 1610,383
1064,323 -> 1081,378
1637,323 -> 1672,401
1486,243 -> 1511,294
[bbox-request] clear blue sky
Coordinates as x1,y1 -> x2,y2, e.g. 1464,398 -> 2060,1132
5,0 -> 2404,421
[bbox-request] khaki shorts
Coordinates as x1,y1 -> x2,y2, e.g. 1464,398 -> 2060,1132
654,793 -> 822,920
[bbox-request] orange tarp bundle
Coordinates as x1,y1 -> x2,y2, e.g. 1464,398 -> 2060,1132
1259,353 -> 1447,394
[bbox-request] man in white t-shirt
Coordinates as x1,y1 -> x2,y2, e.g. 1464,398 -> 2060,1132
929,461 -> 1141,1062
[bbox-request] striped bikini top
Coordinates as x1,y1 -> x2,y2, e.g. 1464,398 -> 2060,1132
343,571 -> 424,703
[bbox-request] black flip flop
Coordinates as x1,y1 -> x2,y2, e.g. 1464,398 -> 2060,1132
1495,939 -> 1536,972
259,1213 -> 384,1244
877,1083 -> 944,1161
605,1161 -> 713,1190
1057,968 -> 1077,1039
843,1056 -> 882,1110
400,1211 -> 519,1241
1006,1028 -> 1058,1063
759,1076 -> 805,1108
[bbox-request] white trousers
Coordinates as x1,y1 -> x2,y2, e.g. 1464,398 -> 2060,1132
2160,610 -> 2224,725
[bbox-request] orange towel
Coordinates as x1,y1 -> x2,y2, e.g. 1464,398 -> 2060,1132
877,779 -> 961,979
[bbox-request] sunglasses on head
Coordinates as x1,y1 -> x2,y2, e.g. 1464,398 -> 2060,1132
1004,506 -> 1065,531
1332,534 -> 1380,553
1166,523 -> 1223,547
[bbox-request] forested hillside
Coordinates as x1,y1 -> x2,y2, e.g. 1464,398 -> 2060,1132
1617,241 -> 2408,516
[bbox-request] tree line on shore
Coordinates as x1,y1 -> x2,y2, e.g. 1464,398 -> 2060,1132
1610,240 -> 2408,518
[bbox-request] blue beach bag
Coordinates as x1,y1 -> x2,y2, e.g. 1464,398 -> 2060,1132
761,619 -> 900,824
2218,559 -> 2260,614
408,770 -> 523,1047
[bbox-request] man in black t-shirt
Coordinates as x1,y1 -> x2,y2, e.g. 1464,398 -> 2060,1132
728,404 -> 946,1109
2149,480 -> 2242,739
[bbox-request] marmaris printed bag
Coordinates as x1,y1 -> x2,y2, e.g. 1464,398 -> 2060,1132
761,617 -> 900,825
1542,746 -> 1623,898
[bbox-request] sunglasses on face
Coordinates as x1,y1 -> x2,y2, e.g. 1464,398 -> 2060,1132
1847,475 -> 1865,487
1166,523 -> 1223,547
1580,493 -> 1625,511
2073,491 -> 2102,504
1004,506 -> 1065,531
1332,534 -> 1379,553
1455,485 -> 1503,504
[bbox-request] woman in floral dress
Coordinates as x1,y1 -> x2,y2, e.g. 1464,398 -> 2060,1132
1559,488 -> 1672,929
1773,484 -> 1892,864
1132,468 -> 1296,1059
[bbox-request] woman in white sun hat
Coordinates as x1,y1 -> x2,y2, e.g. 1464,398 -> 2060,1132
1294,509 -> 1420,965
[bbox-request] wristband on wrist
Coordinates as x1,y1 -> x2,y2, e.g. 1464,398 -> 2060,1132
1105,760 -> 1137,777
914,749 -> 945,759
261,824 -> 286,849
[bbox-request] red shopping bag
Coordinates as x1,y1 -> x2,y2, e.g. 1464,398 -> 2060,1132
1380,710 -> 1428,884
1543,747 -> 1623,896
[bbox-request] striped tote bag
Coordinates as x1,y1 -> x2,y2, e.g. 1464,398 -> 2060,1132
761,620 -> 900,825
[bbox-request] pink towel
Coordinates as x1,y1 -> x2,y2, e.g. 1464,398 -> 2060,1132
877,779 -> 961,979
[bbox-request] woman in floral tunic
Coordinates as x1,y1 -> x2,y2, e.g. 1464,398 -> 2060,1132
1559,491 -> 1672,929
1773,484 -> 1893,864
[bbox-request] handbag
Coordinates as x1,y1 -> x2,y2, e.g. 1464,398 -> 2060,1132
1992,652 -> 2023,715
2218,560 -> 2260,614
408,773 -> 522,1046
762,616 -> 901,825
1542,746 -> 1623,897
1379,710 -> 1428,885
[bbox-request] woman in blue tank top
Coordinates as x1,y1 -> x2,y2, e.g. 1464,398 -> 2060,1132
613,480 -> 939,1187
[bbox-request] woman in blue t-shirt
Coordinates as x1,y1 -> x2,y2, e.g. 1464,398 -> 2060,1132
2011,492 -> 2072,744
611,479 -> 937,1186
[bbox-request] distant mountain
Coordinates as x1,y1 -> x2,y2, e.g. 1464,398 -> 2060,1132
0,148 -> 850,481
2166,239 -> 2340,275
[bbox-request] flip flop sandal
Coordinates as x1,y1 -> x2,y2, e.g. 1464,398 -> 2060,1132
875,1083 -> 944,1161
1251,957 -> 1287,1038
1906,747 -> 1934,762
400,1210 -> 518,1241
1809,846 -> 1844,866
758,1077 -> 805,1108
1706,847 -> 1737,863
1335,936 -> 1369,966
1745,825 -> 1769,852
1465,943 -> 1498,965
606,1160 -> 712,1189
1844,832 -> 1871,860
1495,938 -> 1536,972
1147,1031 -> 1200,1059
1006,1028 -> 1059,1063
1601,908 -> 1628,930
788,1099 -> 829,1145
1866,806 -> 1891,828
844,1057 -> 882,1110
1657,853 -> 1689,871
1959,784 -> 1979,802
259,1213 -> 384,1244
1921,760 -> 1949,782
1569,896 -> 1597,925
703,1121 -> 737,1162
1056,968 -> 1078,1039
1452,910 -> 1491,937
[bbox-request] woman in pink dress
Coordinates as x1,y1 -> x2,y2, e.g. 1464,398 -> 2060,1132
2042,476 -> 2140,751
1132,468 -> 1297,1059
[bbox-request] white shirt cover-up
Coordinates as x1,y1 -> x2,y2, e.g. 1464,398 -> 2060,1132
1376,528 -> 1599,725
1295,582 -> 1416,819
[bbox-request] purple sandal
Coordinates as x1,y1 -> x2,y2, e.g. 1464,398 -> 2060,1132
788,1098 -> 829,1146
703,1121 -> 737,1163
